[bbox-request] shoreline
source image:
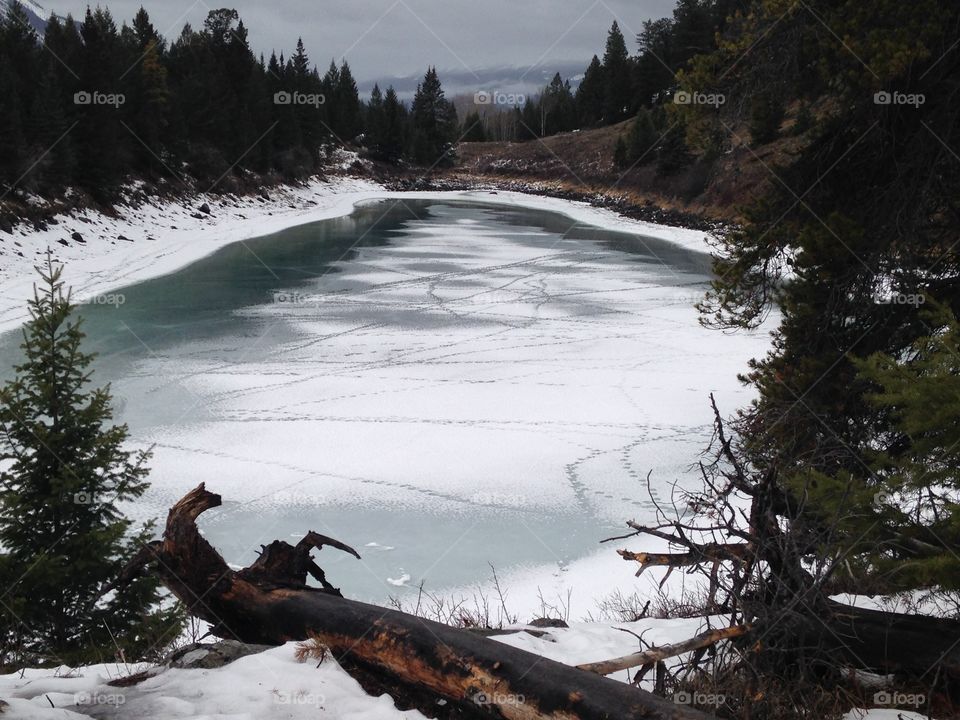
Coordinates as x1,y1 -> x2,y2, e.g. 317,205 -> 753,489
0,175 -> 719,335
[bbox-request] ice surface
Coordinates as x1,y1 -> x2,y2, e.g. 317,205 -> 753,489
0,189 -> 773,609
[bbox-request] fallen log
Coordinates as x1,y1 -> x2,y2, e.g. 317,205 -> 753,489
121,484 -> 713,720
576,626 -> 750,676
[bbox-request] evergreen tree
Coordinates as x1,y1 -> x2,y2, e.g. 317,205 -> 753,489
0,1 -> 38,188
379,86 -> 406,163
540,73 -> 576,136
812,306 -> 960,590
517,97 -> 539,140
409,67 -> 457,167
656,119 -> 690,175
634,18 -> 674,106
575,55 -> 604,127
601,21 -> 632,123
748,91 -> 784,144
289,38 -> 322,162
364,83 -> 385,152
626,108 -> 658,164
696,0 -> 960,593
613,135 -> 628,169
75,7 -> 126,195
460,110 -> 486,142
29,65 -> 75,190
320,59 -> 340,140
0,256 -> 182,668
334,60 -> 361,141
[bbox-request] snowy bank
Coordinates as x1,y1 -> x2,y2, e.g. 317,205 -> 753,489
0,177 -> 718,336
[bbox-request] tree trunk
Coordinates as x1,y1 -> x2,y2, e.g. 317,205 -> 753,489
120,484 -> 714,720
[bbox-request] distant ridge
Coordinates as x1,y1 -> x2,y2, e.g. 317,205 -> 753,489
2,0 -> 73,34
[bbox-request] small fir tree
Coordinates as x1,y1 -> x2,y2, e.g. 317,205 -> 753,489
0,255 -> 182,668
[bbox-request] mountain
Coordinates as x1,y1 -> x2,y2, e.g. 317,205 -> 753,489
357,61 -> 587,103
2,0 -> 67,34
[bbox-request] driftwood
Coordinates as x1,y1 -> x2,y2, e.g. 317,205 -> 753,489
120,484 -> 714,720
576,626 -> 750,676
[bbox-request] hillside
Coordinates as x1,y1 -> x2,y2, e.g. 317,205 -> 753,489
445,114 -> 809,226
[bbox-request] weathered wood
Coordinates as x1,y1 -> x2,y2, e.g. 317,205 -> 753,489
576,626 -> 750,676
617,545 -> 751,577
123,484 -> 714,720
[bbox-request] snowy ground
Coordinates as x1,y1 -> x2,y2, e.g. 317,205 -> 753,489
0,622 -> 929,719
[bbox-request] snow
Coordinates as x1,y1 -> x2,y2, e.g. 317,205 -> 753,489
843,711 -> 927,720
0,645 -> 431,719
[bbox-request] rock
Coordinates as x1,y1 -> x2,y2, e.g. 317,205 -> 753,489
71,231 -> 84,243
199,202 -> 211,215
190,212 -> 206,219
165,640 -> 273,670
57,238 -> 69,246
528,617 -> 569,629
0,217 -> 12,234
118,234 -> 133,242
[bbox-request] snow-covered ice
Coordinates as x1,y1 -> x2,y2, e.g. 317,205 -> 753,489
0,182 -> 773,606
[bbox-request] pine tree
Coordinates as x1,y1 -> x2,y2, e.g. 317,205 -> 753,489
460,110 -> 486,142
613,135 -> 628,169
540,73 -> 576,136
410,67 -> 457,167
335,60 -> 361,141
29,65 -> 75,190
76,7 -> 126,195
656,118 -> 691,175
601,21 -> 632,123
379,86 -> 406,163
626,108 -> 658,164
320,59 -> 340,141
0,1 -> 38,188
748,91 -> 784,144
0,255 -> 182,668
575,55 -> 604,127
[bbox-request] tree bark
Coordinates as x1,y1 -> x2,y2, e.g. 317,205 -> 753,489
121,484 -> 714,720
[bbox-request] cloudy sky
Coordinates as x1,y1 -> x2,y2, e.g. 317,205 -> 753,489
44,0 -> 675,85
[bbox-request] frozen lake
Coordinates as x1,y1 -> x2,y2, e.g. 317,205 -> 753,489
0,198 -> 767,605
